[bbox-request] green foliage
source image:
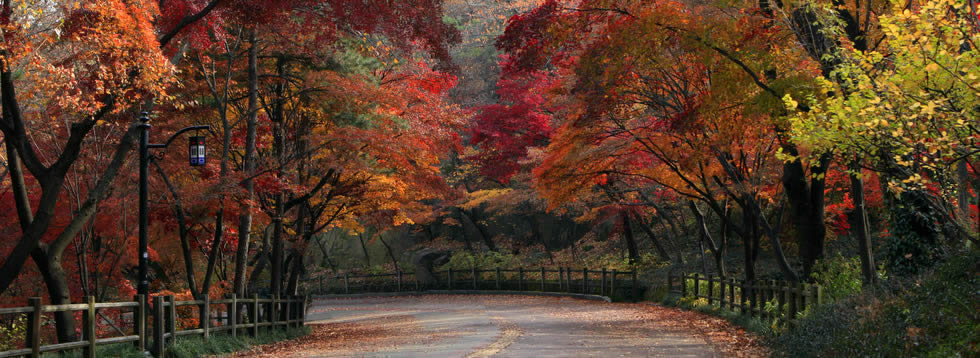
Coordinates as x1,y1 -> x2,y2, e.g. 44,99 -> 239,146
0,317 -> 27,352
884,192 -> 943,276
587,252 -> 665,272
810,254 -> 863,303
773,250 -> 979,357
438,251 -> 522,270
167,326 -> 311,358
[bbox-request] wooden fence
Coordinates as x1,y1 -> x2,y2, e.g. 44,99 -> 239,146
302,267 -> 640,301
667,272 -> 822,322
0,294 -> 305,358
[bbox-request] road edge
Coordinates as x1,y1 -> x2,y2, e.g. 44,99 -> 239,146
309,290 -> 613,302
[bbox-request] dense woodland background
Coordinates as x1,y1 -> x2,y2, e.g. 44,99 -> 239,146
0,0 -> 977,355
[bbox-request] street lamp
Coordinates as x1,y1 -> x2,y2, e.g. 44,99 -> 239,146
137,111 -> 210,297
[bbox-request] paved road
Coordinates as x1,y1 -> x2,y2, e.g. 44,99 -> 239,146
264,295 -> 719,357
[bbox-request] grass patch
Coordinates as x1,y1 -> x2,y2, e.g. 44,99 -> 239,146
660,292 -> 774,338
40,326 -> 311,358
41,342 -> 146,358
167,326 -> 311,358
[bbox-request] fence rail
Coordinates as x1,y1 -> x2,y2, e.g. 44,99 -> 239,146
667,272 -> 822,322
302,267 -> 640,301
0,294 -> 306,358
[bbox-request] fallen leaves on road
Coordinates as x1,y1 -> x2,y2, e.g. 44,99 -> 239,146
231,295 -> 768,357
224,315 -> 424,357
636,303 -> 768,357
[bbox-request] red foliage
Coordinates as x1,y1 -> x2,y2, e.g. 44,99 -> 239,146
469,70 -> 555,182
496,0 -> 560,75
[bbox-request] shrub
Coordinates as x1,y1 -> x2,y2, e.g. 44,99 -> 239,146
0,316 -> 27,352
773,250 -> 979,357
439,251 -> 522,270
809,254 -> 863,303
883,191 -> 942,276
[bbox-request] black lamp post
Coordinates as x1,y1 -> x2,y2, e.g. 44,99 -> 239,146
137,111 -> 210,296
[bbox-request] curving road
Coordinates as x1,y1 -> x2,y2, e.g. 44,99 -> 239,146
235,294 -> 731,357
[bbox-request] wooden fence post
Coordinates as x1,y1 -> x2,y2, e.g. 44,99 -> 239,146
777,284 -> 786,322
251,294 -> 260,337
738,280 -> 746,314
135,294 -> 146,352
768,279 -> 777,321
787,283 -> 797,321
152,296 -> 165,357
631,270 -> 638,301
494,267 -> 500,290
718,276 -> 726,307
694,274 -> 701,299
273,295 -> 280,329
801,283 -> 810,311
680,274 -> 687,297
166,295 -> 177,346
518,267 -> 524,291
83,296 -> 96,358
601,268 -> 608,296
582,268 -> 588,294
558,267 -> 564,291
813,284 -> 822,306
611,269 -> 617,297
344,274 -> 350,294
285,295 -> 292,329
302,295 -> 308,326
448,268 -> 453,290
565,267 -> 572,293
202,294 -> 210,339
26,297 -> 40,356
729,278 -> 736,311
540,267 -> 546,291
397,271 -> 403,292
291,297 -> 297,328
707,274 -> 714,305
285,297 -> 291,328
228,294 -> 237,337
319,276 -> 324,295
472,267 -> 478,290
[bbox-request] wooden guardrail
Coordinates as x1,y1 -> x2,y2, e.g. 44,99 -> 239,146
667,272 -> 822,322
302,267 -> 640,301
0,294 -> 306,358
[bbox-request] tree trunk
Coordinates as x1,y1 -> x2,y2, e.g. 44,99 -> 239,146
32,247 -> 76,343
620,212 -> 640,265
285,247 -> 305,296
271,216 -> 284,296
849,162 -> 875,286
781,152 -> 829,278
152,160 -> 199,298
269,56 -> 287,298
630,212 -> 672,263
461,208 -> 496,251
357,233 -> 372,266
741,206 -> 758,282
234,31 -> 259,297
378,234 -> 400,269
689,201 -> 726,278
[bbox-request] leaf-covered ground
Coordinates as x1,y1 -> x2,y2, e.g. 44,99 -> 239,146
225,295 -> 766,357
